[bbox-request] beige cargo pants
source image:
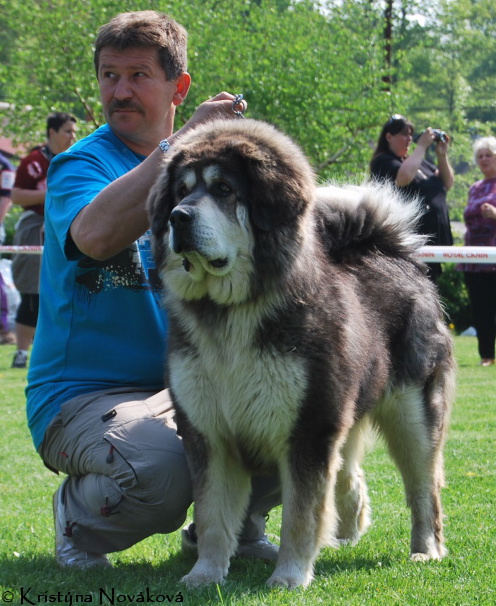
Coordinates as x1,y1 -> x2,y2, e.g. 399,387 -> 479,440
39,387 -> 280,555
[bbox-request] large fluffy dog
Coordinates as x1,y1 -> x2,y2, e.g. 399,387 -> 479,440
149,119 -> 455,589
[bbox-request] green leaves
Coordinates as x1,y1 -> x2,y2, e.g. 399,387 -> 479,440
0,0 -> 495,194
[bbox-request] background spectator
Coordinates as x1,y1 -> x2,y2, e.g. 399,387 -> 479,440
10,112 -> 77,368
457,136 -> 496,366
0,150 -> 15,245
0,150 -> 16,344
370,114 -> 454,282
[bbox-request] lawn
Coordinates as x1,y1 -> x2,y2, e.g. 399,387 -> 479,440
0,336 -> 494,605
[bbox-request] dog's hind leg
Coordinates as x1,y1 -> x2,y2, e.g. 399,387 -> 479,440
335,418 -> 372,545
266,434 -> 346,589
181,447 -> 252,588
373,381 -> 451,561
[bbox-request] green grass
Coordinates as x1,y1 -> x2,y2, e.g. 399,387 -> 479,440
0,337 -> 495,605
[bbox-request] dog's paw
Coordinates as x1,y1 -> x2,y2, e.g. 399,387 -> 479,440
180,562 -> 227,588
181,571 -> 225,588
410,550 -> 443,562
266,564 -> 313,589
410,537 -> 447,562
410,531 -> 448,563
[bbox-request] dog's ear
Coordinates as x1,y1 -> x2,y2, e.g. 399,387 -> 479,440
147,155 -> 180,240
237,139 -> 315,232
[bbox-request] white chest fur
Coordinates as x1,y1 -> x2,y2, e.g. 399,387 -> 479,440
169,303 -> 307,462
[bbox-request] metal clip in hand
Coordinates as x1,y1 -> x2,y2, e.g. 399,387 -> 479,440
232,94 -> 245,118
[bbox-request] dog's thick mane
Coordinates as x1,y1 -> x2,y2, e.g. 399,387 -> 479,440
150,119 -> 429,307
171,120 -> 427,268
168,119 -> 316,230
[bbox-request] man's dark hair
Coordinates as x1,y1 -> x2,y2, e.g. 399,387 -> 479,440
93,10 -> 188,81
46,112 -> 77,138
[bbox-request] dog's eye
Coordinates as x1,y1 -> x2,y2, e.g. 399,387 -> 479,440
177,184 -> 189,199
215,182 -> 232,197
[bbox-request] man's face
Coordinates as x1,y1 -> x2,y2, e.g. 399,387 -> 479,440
49,120 -> 77,154
98,46 -> 186,154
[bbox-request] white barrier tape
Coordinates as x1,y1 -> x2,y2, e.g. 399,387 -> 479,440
1,245 -> 496,264
0,245 -> 44,255
416,246 -> 496,264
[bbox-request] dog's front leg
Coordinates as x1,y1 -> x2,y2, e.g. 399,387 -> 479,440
267,440 -> 344,589
181,449 -> 252,588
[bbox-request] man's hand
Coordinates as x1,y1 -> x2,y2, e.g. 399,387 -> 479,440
176,92 -> 247,138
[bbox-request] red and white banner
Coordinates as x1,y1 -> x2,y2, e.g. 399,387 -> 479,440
415,246 -> 496,264
2,245 -> 496,264
0,245 -> 44,255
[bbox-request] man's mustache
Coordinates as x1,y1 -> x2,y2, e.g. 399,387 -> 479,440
108,100 -> 144,114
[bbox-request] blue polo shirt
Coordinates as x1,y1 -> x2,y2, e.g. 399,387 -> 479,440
26,124 -> 168,449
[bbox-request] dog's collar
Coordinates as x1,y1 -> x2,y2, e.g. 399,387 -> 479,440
158,139 -> 171,153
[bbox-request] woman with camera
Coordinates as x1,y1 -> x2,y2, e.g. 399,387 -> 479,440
370,114 -> 454,282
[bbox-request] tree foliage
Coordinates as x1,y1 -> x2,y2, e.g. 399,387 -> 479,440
0,0 -> 495,206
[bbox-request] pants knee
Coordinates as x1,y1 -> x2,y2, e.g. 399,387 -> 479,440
139,451 -> 193,533
115,449 -> 193,534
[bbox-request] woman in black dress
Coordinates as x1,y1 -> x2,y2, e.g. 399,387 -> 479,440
370,114 -> 454,282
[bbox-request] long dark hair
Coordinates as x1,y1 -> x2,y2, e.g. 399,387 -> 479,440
369,114 -> 414,169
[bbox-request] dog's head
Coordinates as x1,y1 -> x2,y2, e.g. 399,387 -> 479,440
149,119 -> 316,305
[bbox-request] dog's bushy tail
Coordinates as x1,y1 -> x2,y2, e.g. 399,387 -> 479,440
315,181 -> 426,261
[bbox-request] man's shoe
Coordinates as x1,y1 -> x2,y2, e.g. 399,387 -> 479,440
53,481 -> 112,569
11,351 -> 27,368
181,523 -> 279,562
235,535 -> 279,561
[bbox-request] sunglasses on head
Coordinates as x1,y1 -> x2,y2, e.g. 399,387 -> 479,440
386,114 -> 413,135
387,114 -> 406,125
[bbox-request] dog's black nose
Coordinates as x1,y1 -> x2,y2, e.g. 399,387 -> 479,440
170,206 -> 194,227
170,206 -> 196,254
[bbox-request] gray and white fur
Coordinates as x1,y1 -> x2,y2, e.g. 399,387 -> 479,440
149,119 -> 455,589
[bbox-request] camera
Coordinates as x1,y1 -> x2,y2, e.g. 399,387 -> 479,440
413,129 -> 448,144
432,129 -> 448,143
